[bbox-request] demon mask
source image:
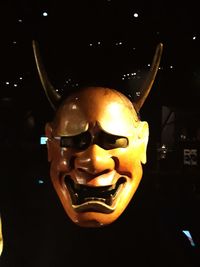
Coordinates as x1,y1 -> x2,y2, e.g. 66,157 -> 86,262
33,41 -> 163,227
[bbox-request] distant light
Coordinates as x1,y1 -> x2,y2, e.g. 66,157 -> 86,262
170,65 -> 173,69
192,36 -> 196,40
133,13 -> 139,18
42,11 -> 48,17
5,82 -> 9,85
89,43 -> 93,46
13,41 -> 17,44
13,83 -> 18,87
18,19 -> 23,23
19,77 -> 23,80
40,136 -> 47,145
182,230 -> 196,247
136,91 -> 141,97
38,179 -> 44,184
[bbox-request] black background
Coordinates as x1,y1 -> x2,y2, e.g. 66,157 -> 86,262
0,1 -> 200,266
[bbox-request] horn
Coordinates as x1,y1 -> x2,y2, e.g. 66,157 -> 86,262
134,43 -> 163,112
32,40 -> 61,110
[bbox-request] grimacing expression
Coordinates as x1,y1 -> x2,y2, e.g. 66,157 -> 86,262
45,87 -> 149,227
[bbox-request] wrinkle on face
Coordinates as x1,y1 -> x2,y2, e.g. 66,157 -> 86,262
52,87 -> 139,137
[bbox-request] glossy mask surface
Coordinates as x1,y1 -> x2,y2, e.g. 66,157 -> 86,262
45,87 -> 149,227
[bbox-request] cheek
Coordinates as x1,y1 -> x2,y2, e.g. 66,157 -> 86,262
112,146 -> 142,176
49,144 -> 71,175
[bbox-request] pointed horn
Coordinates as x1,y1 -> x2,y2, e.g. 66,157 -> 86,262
134,43 -> 163,112
32,40 -> 61,110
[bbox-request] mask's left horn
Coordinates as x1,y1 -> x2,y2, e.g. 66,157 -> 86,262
32,40 -> 61,110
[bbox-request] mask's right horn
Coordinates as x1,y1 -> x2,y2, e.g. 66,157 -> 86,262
134,43 -> 163,113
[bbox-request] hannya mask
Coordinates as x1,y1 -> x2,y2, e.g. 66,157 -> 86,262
33,41 -> 163,227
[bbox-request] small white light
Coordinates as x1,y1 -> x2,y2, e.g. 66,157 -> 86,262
13,84 -> 18,87
192,36 -> 196,40
182,230 -> 196,247
40,137 -> 48,145
5,82 -> 9,85
133,13 -> 139,18
42,12 -> 48,17
136,91 -> 141,96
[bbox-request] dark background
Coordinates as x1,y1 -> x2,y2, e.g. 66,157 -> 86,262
0,1 -> 200,266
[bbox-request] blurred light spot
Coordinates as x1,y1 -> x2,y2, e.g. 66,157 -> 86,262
38,179 -> 44,184
182,230 -> 196,247
42,12 -> 48,17
40,137 -> 47,145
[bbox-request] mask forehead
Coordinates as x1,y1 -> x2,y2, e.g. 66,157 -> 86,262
52,87 -> 139,136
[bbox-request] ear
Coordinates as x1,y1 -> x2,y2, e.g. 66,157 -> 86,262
45,122 -> 53,162
137,121 -> 149,164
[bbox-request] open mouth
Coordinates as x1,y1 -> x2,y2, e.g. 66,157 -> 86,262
64,176 -> 126,213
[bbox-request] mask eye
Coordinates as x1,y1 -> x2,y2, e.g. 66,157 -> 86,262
60,137 -> 73,148
73,132 -> 92,150
60,132 -> 92,150
98,132 -> 128,149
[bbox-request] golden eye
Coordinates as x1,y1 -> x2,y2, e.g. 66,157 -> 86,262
60,132 -> 92,150
99,132 -> 128,150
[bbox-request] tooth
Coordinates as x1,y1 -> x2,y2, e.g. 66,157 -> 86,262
84,197 -> 106,203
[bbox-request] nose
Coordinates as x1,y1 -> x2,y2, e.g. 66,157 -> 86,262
74,144 -> 115,175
